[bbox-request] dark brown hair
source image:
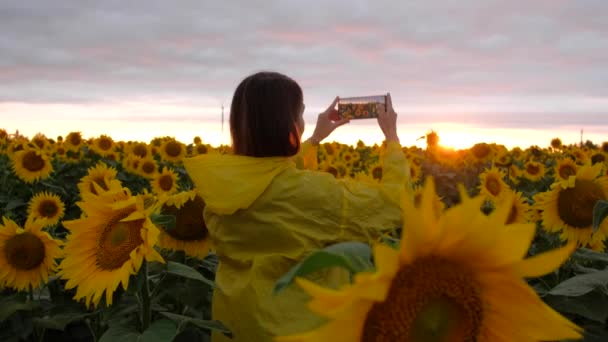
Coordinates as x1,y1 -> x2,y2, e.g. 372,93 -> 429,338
230,71 -> 303,157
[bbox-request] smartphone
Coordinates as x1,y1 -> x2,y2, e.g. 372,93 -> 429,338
338,94 -> 387,120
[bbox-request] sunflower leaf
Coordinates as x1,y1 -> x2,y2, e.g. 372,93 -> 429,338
150,213 -> 176,231
164,261 -> 215,288
548,269 -> 608,297
159,312 -> 232,337
573,248 -> 608,264
140,319 -> 177,342
273,244 -> 365,295
99,325 -> 140,342
592,200 -> 608,234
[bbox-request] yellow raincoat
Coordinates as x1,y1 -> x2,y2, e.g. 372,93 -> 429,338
183,141 -> 409,342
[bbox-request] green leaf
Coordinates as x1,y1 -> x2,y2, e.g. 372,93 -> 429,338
159,312 -> 232,337
165,261 -> 215,288
545,291 -> 608,323
0,299 -> 39,322
150,213 -> 176,231
4,199 -> 26,212
140,319 -> 177,342
592,200 -> 608,234
573,248 -> 608,263
99,325 -> 140,342
32,312 -> 91,331
548,269 -> 608,297
273,242 -> 373,295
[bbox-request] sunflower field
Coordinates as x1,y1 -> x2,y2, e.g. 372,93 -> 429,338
1,127 -> 608,341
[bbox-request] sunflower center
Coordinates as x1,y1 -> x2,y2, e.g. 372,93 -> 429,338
38,199 -> 59,218
557,179 -> 606,228
162,196 -> 208,241
33,138 -> 45,149
485,177 -> 501,196
142,161 -> 156,174
558,165 -> 576,180
69,134 -> 81,146
97,215 -> 144,270
4,233 -> 46,270
361,257 -> 483,342
372,167 -> 383,180
132,144 -> 148,158
22,151 -> 46,172
591,153 -> 606,165
99,137 -> 112,151
159,175 -> 174,191
165,141 -> 182,157
526,164 -> 540,175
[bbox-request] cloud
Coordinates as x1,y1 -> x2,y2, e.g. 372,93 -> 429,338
0,0 -> 607,130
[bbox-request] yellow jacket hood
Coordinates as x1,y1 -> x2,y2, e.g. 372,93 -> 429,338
183,154 -> 294,215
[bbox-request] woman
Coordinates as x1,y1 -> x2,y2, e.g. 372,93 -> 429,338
183,71 -> 409,342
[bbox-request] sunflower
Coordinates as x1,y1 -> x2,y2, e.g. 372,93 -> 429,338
151,167 -> 179,196
11,148 -> 53,183
78,162 -> 122,197
130,142 -> 150,159
0,217 -> 62,291
470,142 -> 494,162
59,188 -> 164,306
52,143 -> 68,160
27,192 -> 65,227
323,143 -> 336,158
571,148 -> 590,165
550,138 -> 562,150
500,191 -> 532,225
554,158 -> 578,185
478,167 -> 509,201
412,184 -> 444,218
602,142 -> 608,154
319,161 -> 339,178
31,133 -> 50,151
522,161 -> 545,181
535,163 -> 608,250
90,135 -> 115,157
369,162 -> 383,181
591,152 -> 606,165
136,157 -> 158,179
122,154 -> 143,174
409,164 -> 421,183
155,190 -> 211,259
277,180 -> 581,342
64,132 -> 84,152
193,136 -> 202,145
159,139 -> 186,163
192,144 -> 209,156
493,151 -> 512,168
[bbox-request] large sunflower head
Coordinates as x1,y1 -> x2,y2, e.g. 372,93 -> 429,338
10,148 -> 53,183
151,167 -> 179,196
478,167 -> 509,201
159,139 -> 186,163
155,190 -> 210,259
78,162 -> 122,197
90,135 -> 115,156
59,188 -> 164,307
535,163 -> 608,250
522,160 -> 545,181
278,179 -> 581,341
0,217 -> 62,291
27,191 -> 65,227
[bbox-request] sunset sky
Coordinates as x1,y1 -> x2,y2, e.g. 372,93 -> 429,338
1,0 -> 607,149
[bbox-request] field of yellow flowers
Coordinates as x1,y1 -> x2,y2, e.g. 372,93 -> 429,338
1,128 -> 608,341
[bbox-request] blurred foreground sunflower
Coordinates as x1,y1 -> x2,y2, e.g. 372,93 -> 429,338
0,217 -> 62,291
60,188 -> 164,306
11,148 -> 53,183
535,163 -> 608,250
155,190 -> 211,259
277,179 -> 581,342
27,191 -> 65,227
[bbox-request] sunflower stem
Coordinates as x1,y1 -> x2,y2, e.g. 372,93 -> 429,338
140,261 -> 152,332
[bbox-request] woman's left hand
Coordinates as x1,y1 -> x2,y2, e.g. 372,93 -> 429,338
309,97 -> 350,145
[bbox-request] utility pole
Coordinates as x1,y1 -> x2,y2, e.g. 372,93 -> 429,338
221,103 -> 224,133
580,128 -> 583,147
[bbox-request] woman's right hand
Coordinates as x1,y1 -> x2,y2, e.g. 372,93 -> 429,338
377,93 -> 399,143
